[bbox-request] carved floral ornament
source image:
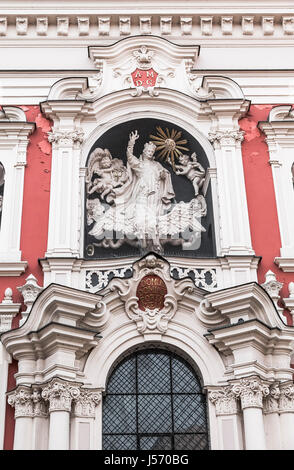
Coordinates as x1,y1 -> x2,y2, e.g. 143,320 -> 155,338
109,254 -> 195,336
7,380 -> 102,418
47,128 -> 84,147
208,378 -> 294,416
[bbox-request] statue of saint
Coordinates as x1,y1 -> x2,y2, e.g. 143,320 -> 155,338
87,129 -> 206,252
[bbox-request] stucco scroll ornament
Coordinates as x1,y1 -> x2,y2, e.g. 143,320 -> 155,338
7,387 -> 34,418
109,254 -> 194,335
77,71 -> 103,100
73,389 -> 102,418
231,377 -> 269,410
87,131 -> 207,253
113,45 -> 175,97
41,379 -> 81,413
208,130 -> 245,149
32,388 -> 48,417
208,387 -> 239,416
187,74 -> 215,100
47,128 -> 84,147
124,294 -> 177,334
79,300 -> 110,330
264,383 -> 281,414
279,383 -> 294,413
197,299 -> 223,326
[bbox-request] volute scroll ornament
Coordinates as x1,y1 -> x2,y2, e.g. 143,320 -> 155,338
41,379 -> 81,413
109,254 -> 196,336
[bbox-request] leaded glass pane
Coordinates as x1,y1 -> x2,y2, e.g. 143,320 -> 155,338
171,357 -> 201,393
138,395 -> 172,433
103,395 -> 136,433
102,350 -> 209,450
103,434 -> 137,450
174,433 -> 209,450
139,435 -> 172,451
137,352 -> 170,393
173,394 -> 207,433
107,356 -> 136,394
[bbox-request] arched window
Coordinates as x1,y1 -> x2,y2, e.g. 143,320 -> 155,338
0,162 -> 4,229
102,350 -> 209,451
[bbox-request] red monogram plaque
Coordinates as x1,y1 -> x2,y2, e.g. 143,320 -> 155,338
131,68 -> 158,88
136,274 -> 167,311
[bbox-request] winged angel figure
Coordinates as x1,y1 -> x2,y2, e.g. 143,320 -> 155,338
86,131 -> 207,252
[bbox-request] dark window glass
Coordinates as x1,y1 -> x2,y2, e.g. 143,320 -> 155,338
102,350 -> 209,450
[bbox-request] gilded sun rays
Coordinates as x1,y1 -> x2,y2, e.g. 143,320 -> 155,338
149,127 -> 189,169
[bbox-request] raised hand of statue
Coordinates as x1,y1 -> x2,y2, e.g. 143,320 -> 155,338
129,130 -> 139,144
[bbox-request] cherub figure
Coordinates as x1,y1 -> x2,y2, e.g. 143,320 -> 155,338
170,152 -> 206,196
87,148 -> 128,200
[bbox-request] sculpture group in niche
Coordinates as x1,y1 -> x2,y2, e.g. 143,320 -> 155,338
86,128 -> 207,254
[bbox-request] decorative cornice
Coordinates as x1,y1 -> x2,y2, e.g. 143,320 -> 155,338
0,12 -> 293,45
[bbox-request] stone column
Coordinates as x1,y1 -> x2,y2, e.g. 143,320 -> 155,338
208,129 -> 254,256
72,389 -> 102,450
279,382 -> 294,450
46,124 -> 84,258
31,387 -> 49,450
42,378 -> 81,450
232,377 -> 269,450
263,383 -> 282,450
7,386 -> 34,450
208,386 -> 243,450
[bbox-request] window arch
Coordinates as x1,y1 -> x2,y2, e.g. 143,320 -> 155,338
102,349 -> 209,451
0,162 -> 4,230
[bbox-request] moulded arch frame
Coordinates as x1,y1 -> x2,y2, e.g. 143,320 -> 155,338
83,319 -> 224,449
83,320 -> 225,390
79,90 -> 220,256
80,90 -> 216,169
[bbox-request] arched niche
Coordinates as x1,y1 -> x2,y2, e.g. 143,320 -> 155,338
84,117 -> 216,260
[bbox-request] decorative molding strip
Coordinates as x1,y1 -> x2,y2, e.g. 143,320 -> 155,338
0,14 -> 293,42
85,265 -> 218,291
170,266 -> 217,290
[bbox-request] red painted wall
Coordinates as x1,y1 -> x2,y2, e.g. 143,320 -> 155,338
2,103 -> 294,449
240,105 -> 293,325
1,105 -> 52,449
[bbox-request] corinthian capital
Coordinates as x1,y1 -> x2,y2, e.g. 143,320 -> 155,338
7,386 -> 34,418
73,389 -> 102,417
279,382 -> 294,413
208,129 -> 245,149
264,383 -> 281,414
41,379 -> 81,413
208,386 -> 239,415
47,128 -> 84,147
231,377 -> 269,410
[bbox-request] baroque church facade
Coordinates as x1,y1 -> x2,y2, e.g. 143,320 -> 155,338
0,0 -> 294,451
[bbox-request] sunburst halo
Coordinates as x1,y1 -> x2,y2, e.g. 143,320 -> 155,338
149,127 -> 189,169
